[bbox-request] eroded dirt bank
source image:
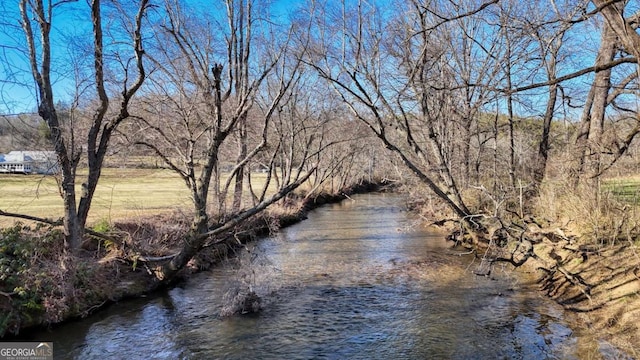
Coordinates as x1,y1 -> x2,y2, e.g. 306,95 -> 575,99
450,217 -> 640,357
533,239 -> 640,357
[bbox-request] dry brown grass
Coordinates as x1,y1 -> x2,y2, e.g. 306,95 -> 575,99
536,179 -> 640,245
533,177 -> 640,356
0,168 -> 191,227
0,168 -> 278,227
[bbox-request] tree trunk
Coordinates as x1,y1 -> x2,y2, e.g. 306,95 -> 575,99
505,32 -> 516,189
592,0 -> 640,68
20,0 -> 148,251
157,222 -> 207,282
20,1 -> 80,252
233,122 -> 248,213
532,82 -> 558,189
571,16 -> 616,186
157,172 -> 313,283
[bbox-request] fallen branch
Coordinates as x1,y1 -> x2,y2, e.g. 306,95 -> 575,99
0,209 -> 120,243
137,253 -> 179,262
84,228 -> 121,243
427,217 -> 458,227
0,210 -> 62,226
0,290 -> 16,298
82,300 -> 108,316
342,193 -> 355,202
556,265 -> 593,301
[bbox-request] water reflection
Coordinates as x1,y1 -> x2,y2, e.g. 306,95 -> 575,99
33,193 -> 609,359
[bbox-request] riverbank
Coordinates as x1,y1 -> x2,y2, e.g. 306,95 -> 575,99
531,234 -> 640,357
5,179 -> 638,357
0,179 -> 391,338
406,184 -> 640,356
438,212 -> 640,357
21,192 -> 600,358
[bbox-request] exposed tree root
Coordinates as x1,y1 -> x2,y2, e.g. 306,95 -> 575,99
444,211 -> 640,355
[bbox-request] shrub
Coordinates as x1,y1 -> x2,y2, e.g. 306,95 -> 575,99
536,179 -> 640,245
92,218 -> 112,234
0,224 -> 64,336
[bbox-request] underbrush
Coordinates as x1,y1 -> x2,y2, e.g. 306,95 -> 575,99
0,220 -> 157,338
536,180 -> 640,246
0,224 -> 65,336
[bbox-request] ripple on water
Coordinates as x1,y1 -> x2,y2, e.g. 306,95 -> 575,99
33,194 -> 614,359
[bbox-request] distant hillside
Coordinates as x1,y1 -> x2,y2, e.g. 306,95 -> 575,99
0,114 -> 51,153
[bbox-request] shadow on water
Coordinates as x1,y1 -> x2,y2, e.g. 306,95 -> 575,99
31,193 -> 619,359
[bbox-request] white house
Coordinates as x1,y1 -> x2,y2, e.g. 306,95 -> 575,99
0,151 -> 59,174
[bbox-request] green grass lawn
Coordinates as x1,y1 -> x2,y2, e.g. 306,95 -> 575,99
603,176 -> 640,205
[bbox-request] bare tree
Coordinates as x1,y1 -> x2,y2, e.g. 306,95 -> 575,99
517,1 -> 581,192
574,0 -> 640,182
131,0 -> 328,282
17,0 -> 150,252
305,0 -> 509,227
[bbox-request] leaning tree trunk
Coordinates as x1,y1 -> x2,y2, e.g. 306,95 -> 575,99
157,173 -> 313,283
571,17 -> 616,187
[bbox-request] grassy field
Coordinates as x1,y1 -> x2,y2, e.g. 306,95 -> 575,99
0,167 -> 292,227
0,168 -> 194,227
603,175 -> 640,204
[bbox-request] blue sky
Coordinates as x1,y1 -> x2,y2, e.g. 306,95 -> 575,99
0,0 -> 300,115
0,0 -> 93,114
0,0 -> 617,119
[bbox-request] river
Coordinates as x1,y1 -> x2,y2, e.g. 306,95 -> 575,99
33,193 -> 622,359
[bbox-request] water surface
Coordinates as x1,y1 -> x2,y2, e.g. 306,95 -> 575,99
36,194 -> 613,359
